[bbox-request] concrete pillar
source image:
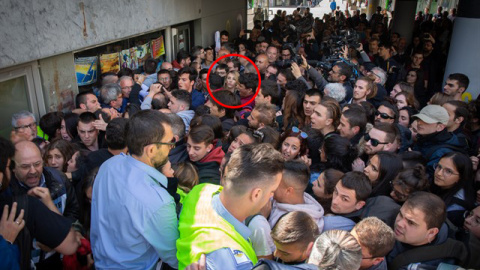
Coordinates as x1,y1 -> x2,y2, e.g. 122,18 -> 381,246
444,0 -> 480,101
367,0 -> 380,20
391,0 -> 416,44
165,26 -> 173,63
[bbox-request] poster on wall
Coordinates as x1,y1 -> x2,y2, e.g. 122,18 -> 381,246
136,43 -> 151,68
151,36 -> 165,59
100,52 -> 120,74
120,48 -> 139,70
75,56 -> 98,86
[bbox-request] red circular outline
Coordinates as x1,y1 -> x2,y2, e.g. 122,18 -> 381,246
206,53 -> 262,109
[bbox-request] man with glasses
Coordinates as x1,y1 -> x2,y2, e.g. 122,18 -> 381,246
91,110 -> 179,269
9,140 -> 80,268
412,105 -> 468,177
364,122 -> 399,157
11,110 -> 39,143
374,101 -> 413,153
157,69 -> 173,90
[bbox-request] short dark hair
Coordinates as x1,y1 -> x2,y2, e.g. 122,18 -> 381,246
126,110 -> 171,156
445,100 -> 469,126
210,90 -> 241,119
144,58 -> 158,74
239,73 -> 259,92
342,108 -> 367,134
403,192 -> 446,229
260,80 -> 280,104
0,136 -> 15,192
171,89 -> 192,108
340,171 -> 372,202
220,30 -> 229,37
105,118 -> 128,150
177,66 -> 198,82
209,74 -> 224,90
76,91 -> 95,109
305,88 -> 322,99
334,62 -> 353,81
78,112 -> 97,125
39,112 -> 63,141
323,134 -> 358,172
190,115 -> 223,140
176,49 -> 190,63
188,125 -> 214,145
286,79 -> 308,93
378,101 -> 399,123
373,122 -> 398,144
224,143 -> 284,195
216,64 -> 229,73
448,73 -> 469,90
157,69 -> 171,77
282,160 -> 310,191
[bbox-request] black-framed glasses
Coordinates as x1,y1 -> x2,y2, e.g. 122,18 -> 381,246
433,163 -> 459,178
375,111 -> 394,120
151,138 -> 176,149
292,126 -> 308,139
364,133 -> 389,147
14,122 -> 37,131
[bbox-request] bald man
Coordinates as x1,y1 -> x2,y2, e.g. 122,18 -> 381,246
10,141 -> 79,221
161,62 -> 173,71
216,49 -> 230,64
255,54 -> 269,76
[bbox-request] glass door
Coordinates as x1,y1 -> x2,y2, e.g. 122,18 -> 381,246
172,24 -> 191,57
0,63 -> 45,139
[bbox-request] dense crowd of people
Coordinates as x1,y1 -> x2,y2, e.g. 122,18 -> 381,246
1,4 -> 479,270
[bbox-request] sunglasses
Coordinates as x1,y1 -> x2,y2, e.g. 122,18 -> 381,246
292,126 -> 308,139
364,133 -> 389,147
375,111 -> 394,120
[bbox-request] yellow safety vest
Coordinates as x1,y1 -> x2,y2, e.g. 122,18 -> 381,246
176,183 -> 258,270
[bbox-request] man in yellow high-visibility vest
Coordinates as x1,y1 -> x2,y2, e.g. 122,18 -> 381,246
177,143 -> 285,270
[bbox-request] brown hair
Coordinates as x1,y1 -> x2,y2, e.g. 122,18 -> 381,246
188,125 -> 214,145
174,161 -> 199,193
320,97 -> 342,129
43,139 -> 75,172
395,91 -> 419,110
356,77 -> 377,99
271,211 -> 320,248
403,191 -> 446,229
352,217 -> 395,258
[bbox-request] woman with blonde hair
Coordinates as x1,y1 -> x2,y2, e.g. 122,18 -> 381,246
308,230 -> 362,270
223,70 -> 239,93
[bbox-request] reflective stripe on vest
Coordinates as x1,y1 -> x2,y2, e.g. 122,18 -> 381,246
176,183 -> 258,270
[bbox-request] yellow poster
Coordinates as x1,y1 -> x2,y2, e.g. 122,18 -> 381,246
151,36 -> 165,59
100,52 -> 120,74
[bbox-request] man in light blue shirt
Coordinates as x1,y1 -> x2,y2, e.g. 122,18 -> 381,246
91,110 -> 178,269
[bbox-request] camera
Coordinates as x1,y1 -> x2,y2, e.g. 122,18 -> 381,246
275,55 -> 304,69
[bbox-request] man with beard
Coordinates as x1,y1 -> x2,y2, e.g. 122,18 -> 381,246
91,110 -> 179,269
